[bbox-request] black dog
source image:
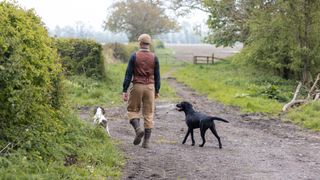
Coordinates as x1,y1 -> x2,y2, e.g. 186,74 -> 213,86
176,101 -> 229,148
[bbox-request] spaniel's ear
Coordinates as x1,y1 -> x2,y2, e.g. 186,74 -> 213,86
101,107 -> 105,115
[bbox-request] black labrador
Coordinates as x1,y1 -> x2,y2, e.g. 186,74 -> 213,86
176,101 -> 229,148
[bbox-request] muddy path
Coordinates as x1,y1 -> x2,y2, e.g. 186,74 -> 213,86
80,78 -> 320,180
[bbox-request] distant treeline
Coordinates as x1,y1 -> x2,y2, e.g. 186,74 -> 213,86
49,21 -> 203,44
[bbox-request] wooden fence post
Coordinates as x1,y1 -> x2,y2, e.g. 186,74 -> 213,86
212,53 -> 214,64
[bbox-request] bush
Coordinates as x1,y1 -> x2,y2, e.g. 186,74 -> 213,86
104,43 -> 138,63
0,1 -> 63,140
0,0 -> 68,168
153,39 -> 165,49
55,38 -> 106,79
104,42 -> 155,63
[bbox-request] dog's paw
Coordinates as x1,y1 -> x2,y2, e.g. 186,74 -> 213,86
191,143 -> 195,146
219,146 -> 222,149
199,144 -> 204,147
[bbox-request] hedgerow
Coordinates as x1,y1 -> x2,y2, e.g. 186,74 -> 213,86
0,1 -> 64,146
104,42 -> 156,63
55,38 -> 106,79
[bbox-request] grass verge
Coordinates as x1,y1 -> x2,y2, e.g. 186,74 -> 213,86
0,110 -> 124,179
285,101 -> 320,131
172,60 -> 295,114
64,64 -> 126,107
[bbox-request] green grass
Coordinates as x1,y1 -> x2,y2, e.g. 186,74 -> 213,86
172,60 -> 295,114
156,48 -> 185,66
286,101 -> 320,131
65,64 -> 126,107
65,59 -> 178,106
0,111 -> 124,179
155,47 -> 180,101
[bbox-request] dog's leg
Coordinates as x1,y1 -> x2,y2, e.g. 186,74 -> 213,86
210,127 -> 222,149
182,128 -> 191,144
106,125 -> 111,137
199,127 -> 209,147
93,117 -> 97,124
190,129 -> 195,146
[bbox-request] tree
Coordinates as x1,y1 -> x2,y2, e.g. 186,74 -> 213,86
168,0 -> 320,83
167,0 -> 261,47
169,0 -> 207,15
203,0 -> 255,47
104,0 -> 178,42
241,0 -> 320,83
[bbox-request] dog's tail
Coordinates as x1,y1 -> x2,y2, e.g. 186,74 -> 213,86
210,116 -> 229,123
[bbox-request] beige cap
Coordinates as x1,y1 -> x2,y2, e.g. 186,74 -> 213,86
138,34 -> 152,44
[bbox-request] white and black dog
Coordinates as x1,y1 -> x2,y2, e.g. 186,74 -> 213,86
93,107 -> 110,136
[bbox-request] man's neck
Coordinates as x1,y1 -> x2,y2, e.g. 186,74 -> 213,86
139,48 -> 150,52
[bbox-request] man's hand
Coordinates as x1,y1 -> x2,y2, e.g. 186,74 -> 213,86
155,93 -> 160,99
122,92 -> 128,101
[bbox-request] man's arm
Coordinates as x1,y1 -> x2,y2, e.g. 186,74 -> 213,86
154,56 -> 160,94
122,53 -> 135,93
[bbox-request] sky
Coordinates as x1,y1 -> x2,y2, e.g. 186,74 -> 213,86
13,0 -> 207,32
15,0 -> 113,31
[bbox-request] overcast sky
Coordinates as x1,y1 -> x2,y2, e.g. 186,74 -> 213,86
13,0 -> 207,32
15,0 -> 113,31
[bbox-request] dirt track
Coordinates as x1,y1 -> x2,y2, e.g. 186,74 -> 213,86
80,76 -> 320,180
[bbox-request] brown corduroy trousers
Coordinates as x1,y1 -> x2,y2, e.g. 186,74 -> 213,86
127,83 -> 155,129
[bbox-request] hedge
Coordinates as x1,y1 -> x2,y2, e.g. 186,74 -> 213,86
104,42 -> 157,63
55,38 -> 106,79
0,1 -> 64,139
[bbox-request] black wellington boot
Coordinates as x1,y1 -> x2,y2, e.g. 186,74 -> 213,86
142,128 -> 152,148
130,118 -> 144,145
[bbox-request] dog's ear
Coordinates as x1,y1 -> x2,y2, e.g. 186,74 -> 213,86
100,107 -> 105,115
183,101 -> 193,108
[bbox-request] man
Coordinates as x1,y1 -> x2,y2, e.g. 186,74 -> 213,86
122,34 -> 160,148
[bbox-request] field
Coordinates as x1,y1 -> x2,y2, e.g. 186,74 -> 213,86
166,43 -> 243,61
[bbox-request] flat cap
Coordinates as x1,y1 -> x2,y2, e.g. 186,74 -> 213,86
138,34 -> 152,44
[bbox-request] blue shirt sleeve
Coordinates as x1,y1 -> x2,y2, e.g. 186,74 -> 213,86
154,56 -> 160,93
122,53 -> 135,92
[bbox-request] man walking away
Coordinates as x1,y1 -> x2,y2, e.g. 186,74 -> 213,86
122,34 -> 160,148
